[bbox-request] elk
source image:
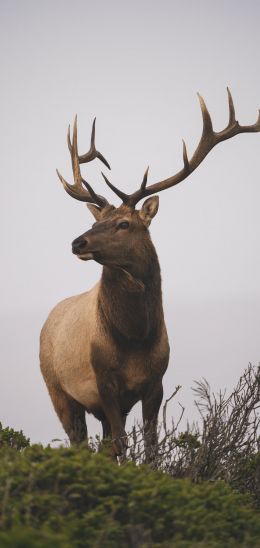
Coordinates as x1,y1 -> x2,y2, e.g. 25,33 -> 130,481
40,89 -> 260,457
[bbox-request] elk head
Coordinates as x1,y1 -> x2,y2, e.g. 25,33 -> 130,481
56,117 -> 159,278
57,89 -> 260,272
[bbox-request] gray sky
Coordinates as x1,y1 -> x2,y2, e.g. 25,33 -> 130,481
0,0 -> 259,444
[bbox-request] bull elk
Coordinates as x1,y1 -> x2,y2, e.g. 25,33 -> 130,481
40,89 -> 260,457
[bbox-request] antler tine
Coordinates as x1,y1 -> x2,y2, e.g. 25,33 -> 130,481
101,172 -> 129,202
100,167 -> 150,207
124,89 -> 260,207
71,115 -> 81,185
81,178 -> 108,206
227,87 -> 236,125
57,116 -> 109,208
90,116 -> 96,148
182,140 -> 189,171
140,166 -> 149,192
197,93 -> 214,136
78,118 -> 111,170
67,123 -> 72,152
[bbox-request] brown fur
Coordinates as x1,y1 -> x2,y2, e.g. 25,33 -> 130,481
40,199 -> 170,456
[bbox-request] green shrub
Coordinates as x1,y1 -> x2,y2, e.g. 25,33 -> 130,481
232,452 -> 260,506
0,444 -> 260,547
0,422 -> 30,451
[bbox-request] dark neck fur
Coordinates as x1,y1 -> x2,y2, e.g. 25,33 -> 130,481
98,239 -> 163,344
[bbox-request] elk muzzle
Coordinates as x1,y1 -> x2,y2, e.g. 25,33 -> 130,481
72,236 -> 94,260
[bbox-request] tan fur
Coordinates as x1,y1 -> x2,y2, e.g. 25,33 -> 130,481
40,279 -> 169,420
40,285 -> 101,411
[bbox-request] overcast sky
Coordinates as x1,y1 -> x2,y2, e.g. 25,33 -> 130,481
0,0 -> 259,444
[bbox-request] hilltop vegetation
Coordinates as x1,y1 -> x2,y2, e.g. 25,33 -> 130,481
0,365 -> 259,547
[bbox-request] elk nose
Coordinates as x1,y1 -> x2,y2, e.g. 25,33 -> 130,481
72,237 -> 88,254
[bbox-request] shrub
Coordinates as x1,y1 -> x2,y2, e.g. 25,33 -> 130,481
0,422 -> 30,451
0,444 -> 260,547
126,364 -> 260,505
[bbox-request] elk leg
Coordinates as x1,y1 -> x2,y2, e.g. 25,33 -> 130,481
47,383 -> 88,444
96,375 -> 127,456
142,381 -> 163,463
92,344 -> 127,456
102,418 -> 112,439
101,414 -> 127,462
102,412 -> 127,440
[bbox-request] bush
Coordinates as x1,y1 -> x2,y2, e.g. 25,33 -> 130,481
0,422 -> 30,451
126,364 -> 260,506
0,444 -> 260,547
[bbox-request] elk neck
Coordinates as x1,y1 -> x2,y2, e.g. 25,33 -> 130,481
98,238 -> 163,344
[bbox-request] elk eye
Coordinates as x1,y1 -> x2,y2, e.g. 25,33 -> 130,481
118,221 -> 129,230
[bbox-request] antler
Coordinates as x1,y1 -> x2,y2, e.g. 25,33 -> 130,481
103,88 -> 260,208
57,117 -> 110,208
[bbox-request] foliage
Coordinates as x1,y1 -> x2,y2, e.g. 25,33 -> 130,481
0,444 -> 260,547
0,422 -> 30,451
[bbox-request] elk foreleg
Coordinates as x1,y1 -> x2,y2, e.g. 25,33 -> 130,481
142,381 -> 163,463
101,418 -> 112,439
92,344 -> 127,457
102,413 -> 126,440
96,373 -> 127,457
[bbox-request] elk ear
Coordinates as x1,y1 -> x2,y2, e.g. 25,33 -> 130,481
87,204 -> 102,221
139,196 -> 159,226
